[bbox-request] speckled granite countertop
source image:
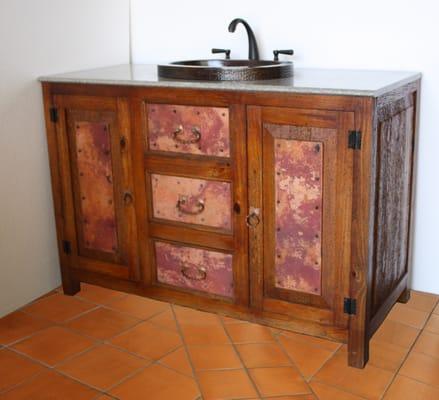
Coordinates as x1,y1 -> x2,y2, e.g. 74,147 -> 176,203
39,64 -> 421,97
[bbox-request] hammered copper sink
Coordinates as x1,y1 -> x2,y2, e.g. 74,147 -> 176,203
157,59 -> 294,81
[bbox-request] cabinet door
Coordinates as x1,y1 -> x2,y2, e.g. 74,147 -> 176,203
54,95 -> 138,280
248,106 -> 354,328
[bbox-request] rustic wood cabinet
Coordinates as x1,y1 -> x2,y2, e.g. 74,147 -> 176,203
41,68 -> 420,368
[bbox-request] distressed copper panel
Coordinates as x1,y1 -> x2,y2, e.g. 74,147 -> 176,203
155,241 -> 233,298
147,104 -> 230,157
151,174 -> 232,230
75,121 -> 118,253
273,132 -> 323,295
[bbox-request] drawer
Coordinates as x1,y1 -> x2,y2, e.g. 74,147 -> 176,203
151,173 -> 232,230
146,104 -> 230,157
155,241 -> 233,298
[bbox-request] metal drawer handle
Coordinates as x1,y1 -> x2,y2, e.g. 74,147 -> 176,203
176,195 -> 205,215
172,125 -> 202,144
181,265 -> 207,281
246,207 -> 260,228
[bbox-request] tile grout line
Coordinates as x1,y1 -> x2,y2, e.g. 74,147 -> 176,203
273,330 -> 340,400
170,304 -> 205,400
218,316 -> 265,399
379,297 -> 439,399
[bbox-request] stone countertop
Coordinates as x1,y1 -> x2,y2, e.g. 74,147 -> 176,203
39,64 -> 421,97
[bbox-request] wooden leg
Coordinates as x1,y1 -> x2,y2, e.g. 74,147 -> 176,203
348,334 -> 369,369
397,287 -> 411,304
61,268 -> 80,296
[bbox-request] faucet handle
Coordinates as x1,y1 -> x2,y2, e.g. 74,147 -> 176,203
273,49 -> 294,61
212,48 -> 231,59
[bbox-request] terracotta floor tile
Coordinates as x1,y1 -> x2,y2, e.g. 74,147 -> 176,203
413,330 -> 439,358
0,311 -> 51,345
197,369 -> 257,399
11,326 -> 95,366
188,344 -> 242,370
56,344 -> 148,390
279,334 -> 335,379
383,374 -> 439,399
310,381 -> 365,399
148,308 -> 178,332
0,370 -> 97,400
236,342 -> 291,368
405,291 -> 439,313
314,352 -> 394,399
107,295 -> 169,320
180,323 -> 230,345
174,305 -> 221,325
371,319 -> 420,349
249,367 -> 310,397
368,341 -> 409,372
0,349 -> 45,393
424,314 -> 439,334
64,307 -> 140,340
387,303 -> 429,329
110,364 -> 199,400
399,351 -> 439,388
278,331 -> 341,352
225,322 -> 275,343
75,283 -> 127,305
21,293 -> 95,323
110,321 -> 181,360
159,347 -> 193,376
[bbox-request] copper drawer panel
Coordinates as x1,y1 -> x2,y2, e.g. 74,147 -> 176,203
151,173 -> 232,230
146,104 -> 230,157
155,241 -> 233,298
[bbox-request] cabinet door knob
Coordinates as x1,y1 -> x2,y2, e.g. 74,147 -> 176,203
246,207 -> 261,228
120,135 -> 127,150
123,191 -> 133,205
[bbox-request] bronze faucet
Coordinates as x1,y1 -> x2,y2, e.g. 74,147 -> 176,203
228,18 -> 260,60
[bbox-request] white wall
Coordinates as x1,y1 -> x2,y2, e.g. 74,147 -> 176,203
132,0 -> 439,294
0,0 -> 129,317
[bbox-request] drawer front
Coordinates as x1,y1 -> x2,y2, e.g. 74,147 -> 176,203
151,173 -> 232,230
155,241 -> 233,298
147,104 -> 230,157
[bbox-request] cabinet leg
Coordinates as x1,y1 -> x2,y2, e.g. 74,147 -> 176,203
397,287 -> 411,304
348,337 -> 369,369
61,273 -> 80,296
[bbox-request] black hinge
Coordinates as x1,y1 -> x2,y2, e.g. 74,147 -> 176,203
49,107 -> 58,123
348,130 -> 362,149
343,297 -> 357,315
62,240 -> 71,255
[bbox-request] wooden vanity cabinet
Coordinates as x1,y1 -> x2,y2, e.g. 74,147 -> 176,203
42,80 -> 419,368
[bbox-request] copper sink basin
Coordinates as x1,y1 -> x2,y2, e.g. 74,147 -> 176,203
158,59 -> 294,81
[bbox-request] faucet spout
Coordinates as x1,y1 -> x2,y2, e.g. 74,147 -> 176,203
228,18 -> 259,60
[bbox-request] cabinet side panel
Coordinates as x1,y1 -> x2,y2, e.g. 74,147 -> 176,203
371,91 -> 415,315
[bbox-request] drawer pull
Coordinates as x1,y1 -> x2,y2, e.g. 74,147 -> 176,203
172,125 -> 202,144
181,265 -> 207,281
176,195 -> 205,215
